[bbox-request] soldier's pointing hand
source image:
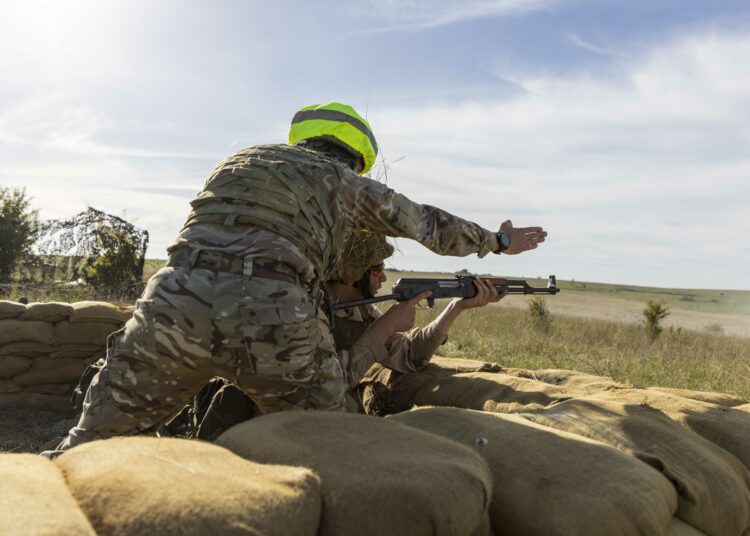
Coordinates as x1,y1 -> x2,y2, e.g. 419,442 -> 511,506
499,219 -> 547,255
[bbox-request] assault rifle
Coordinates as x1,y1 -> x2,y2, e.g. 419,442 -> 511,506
333,275 -> 560,310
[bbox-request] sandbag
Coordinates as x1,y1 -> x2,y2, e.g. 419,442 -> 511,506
362,360 -> 572,415
0,320 -> 54,345
0,379 -> 21,393
48,344 -> 103,359
13,357 -> 89,386
0,342 -> 55,357
646,386 -> 748,407
0,300 -> 26,320
519,397 -> 750,536
429,356 -> 502,371
0,355 -> 32,378
667,518 -> 710,536
56,436 -> 322,536
390,406 -> 677,536
19,302 -> 74,323
0,453 -> 95,535
580,389 -> 750,471
417,370 -> 576,412
54,320 -> 119,345
216,411 -> 493,536
25,383 -> 73,395
69,301 -> 133,324
505,367 -> 628,393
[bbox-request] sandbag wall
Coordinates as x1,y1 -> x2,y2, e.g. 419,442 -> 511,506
0,301 -> 132,396
2,353 -> 750,534
361,357 -> 750,535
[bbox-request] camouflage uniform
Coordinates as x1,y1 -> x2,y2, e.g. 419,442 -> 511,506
164,300 -> 447,440
56,143 -> 496,452
333,303 -> 447,391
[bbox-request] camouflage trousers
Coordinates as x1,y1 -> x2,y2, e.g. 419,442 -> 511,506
58,248 -> 345,451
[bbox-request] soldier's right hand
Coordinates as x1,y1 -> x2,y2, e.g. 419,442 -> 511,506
367,291 -> 432,342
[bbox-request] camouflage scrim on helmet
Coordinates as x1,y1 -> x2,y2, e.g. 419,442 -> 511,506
331,229 -> 395,282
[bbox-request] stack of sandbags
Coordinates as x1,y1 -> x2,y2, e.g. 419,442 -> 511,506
55,437 -> 321,535
389,406 -> 678,535
0,300 -> 132,396
217,411 -> 493,536
518,396 -> 750,535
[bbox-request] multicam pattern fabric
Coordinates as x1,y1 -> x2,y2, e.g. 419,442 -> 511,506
334,304 -> 447,390
58,261 -> 343,450
170,144 -> 497,282
54,143 -> 495,453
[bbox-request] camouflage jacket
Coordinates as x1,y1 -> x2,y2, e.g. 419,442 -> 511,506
331,304 -> 447,390
169,144 -> 497,285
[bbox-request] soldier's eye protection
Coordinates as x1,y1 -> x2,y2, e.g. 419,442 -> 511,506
368,263 -> 385,277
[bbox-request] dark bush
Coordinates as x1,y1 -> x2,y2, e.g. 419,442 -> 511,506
0,187 -> 39,281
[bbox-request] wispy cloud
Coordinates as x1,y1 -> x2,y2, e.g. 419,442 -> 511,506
566,33 -> 629,58
358,0 -> 565,33
0,94 -> 218,160
370,29 -> 750,287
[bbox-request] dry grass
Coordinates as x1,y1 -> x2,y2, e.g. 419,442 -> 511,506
1,258 -> 166,305
410,301 -> 750,400
2,263 -> 748,401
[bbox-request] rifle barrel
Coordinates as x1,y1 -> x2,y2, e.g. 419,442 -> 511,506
332,294 -> 395,310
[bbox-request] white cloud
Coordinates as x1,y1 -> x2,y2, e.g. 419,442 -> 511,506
2,12 -> 749,289
566,33 -> 629,58
357,0 -> 565,33
369,29 -> 750,288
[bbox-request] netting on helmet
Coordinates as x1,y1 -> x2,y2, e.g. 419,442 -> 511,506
331,229 -> 394,283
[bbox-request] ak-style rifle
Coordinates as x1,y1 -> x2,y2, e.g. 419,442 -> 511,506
333,275 -> 560,310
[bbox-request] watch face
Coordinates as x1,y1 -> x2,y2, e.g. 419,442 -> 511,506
500,232 -> 510,248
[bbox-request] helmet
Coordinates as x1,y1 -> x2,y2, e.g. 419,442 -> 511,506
289,102 -> 378,174
333,229 -> 394,283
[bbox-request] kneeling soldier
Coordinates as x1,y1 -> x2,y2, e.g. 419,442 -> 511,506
47,102 -> 546,456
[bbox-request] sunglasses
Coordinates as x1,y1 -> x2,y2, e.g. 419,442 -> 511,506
368,263 -> 386,277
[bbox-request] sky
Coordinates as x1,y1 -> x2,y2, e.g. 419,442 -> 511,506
1,0 -> 749,289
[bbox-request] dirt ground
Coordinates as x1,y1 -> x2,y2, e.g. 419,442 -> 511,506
0,394 -> 77,453
494,292 -> 750,337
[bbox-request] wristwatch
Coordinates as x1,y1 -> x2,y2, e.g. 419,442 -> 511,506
493,231 -> 510,254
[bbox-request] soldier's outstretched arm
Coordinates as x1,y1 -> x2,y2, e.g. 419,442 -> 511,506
343,173 -> 546,257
